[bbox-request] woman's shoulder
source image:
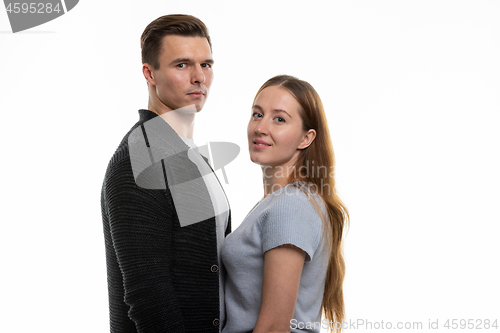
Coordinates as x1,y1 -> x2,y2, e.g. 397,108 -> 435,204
258,181 -> 326,261
258,181 -> 326,229
266,181 -> 325,212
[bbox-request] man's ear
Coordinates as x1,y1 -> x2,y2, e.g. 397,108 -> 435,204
142,64 -> 156,85
298,129 -> 316,149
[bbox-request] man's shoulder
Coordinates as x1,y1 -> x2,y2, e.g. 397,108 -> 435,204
101,111 -> 167,206
106,110 -> 158,168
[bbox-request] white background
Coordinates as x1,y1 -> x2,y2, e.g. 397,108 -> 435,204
1,1 -> 499,332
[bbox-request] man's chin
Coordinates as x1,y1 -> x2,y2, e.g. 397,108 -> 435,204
169,104 -> 199,115
182,101 -> 204,112
185,95 -> 206,112
194,98 -> 207,110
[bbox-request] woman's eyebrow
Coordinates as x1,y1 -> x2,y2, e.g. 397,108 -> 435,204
252,105 -> 291,118
273,109 -> 291,118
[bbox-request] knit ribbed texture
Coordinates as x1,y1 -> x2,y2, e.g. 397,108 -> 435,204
260,184 -> 323,262
222,183 -> 328,333
101,110 -> 231,333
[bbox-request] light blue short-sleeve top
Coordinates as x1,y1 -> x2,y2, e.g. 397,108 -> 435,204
221,182 -> 330,333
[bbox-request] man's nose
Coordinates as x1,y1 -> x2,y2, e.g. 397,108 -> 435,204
192,65 -> 206,85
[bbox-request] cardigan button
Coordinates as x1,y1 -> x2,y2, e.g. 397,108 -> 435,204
213,318 -> 220,326
210,264 -> 219,273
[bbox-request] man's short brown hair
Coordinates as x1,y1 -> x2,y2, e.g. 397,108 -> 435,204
141,14 -> 212,70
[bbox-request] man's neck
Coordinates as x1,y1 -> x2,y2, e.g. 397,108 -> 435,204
148,101 -> 197,139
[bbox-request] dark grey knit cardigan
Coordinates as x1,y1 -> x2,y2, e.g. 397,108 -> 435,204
101,110 -> 231,332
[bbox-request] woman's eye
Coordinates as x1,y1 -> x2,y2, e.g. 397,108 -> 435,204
252,112 -> 262,118
275,117 -> 285,123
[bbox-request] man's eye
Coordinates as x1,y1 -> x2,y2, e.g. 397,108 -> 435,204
177,63 -> 186,68
201,63 -> 212,68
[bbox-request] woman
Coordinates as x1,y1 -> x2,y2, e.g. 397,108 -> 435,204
222,75 -> 349,333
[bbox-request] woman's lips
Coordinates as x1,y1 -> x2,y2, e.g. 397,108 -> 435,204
253,139 -> 271,149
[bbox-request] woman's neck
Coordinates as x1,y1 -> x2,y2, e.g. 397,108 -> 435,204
261,165 -> 295,198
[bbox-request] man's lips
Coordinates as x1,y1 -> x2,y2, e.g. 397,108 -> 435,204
187,90 -> 205,98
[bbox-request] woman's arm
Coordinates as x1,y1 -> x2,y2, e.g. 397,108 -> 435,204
253,244 -> 306,333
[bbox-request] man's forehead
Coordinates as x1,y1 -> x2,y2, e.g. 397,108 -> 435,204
160,35 -> 212,58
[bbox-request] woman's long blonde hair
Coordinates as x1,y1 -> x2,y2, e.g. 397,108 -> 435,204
255,75 -> 349,331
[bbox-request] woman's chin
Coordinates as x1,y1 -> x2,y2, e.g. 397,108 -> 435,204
249,154 -> 263,165
251,159 -> 264,166
250,159 -> 269,167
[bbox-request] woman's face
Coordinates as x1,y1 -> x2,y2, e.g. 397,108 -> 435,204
247,85 -> 314,170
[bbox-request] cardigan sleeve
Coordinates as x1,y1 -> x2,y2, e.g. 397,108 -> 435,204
103,155 -> 186,332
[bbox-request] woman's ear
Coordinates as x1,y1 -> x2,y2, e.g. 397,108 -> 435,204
298,129 -> 316,149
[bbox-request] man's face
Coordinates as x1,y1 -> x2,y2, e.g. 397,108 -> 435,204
150,35 -> 214,112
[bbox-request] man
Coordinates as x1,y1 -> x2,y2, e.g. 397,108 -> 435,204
101,14 -> 231,333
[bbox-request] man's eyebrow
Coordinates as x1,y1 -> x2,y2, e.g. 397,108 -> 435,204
169,58 -> 214,65
170,58 -> 192,65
